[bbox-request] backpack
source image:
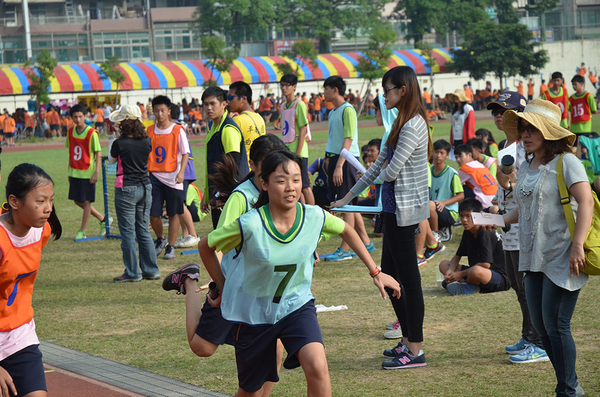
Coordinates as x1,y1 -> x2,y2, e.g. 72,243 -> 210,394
556,154 -> 600,275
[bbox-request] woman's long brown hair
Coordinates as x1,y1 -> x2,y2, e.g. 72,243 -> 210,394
383,66 -> 432,157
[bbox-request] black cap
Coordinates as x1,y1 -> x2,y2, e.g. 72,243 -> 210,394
486,91 -> 527,112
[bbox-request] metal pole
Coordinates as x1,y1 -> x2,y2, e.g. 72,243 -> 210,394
23,0 -> 33,60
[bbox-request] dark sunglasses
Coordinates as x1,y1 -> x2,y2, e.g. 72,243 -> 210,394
491,108 -> 507,117
227,94 -> 244,101
382,85 -> 404,95
517,120 -> 539,134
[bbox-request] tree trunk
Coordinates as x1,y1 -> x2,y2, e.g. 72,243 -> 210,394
318,37 -> 330,54
357,80 -> 371,116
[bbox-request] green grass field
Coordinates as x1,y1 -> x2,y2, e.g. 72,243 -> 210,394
3,115 -> 599,396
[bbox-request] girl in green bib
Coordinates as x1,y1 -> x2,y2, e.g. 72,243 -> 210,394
198,150 -> 400,397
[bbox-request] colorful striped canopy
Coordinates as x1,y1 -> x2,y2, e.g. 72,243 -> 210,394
0,48 -> 455,96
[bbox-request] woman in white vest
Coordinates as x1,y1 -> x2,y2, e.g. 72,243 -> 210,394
449,88 -> 475,147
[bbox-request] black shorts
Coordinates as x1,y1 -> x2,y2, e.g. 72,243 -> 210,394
50,124 -> 59,131
149,174 -> 184,217
443,265 -> 510,293
234,299 -> 323,393
95,122 -> 104,129
211,208 -> 221,229
300,157 -> 311,189
326,154 -> 358,204
68,177 -> 96,203
0,344 -> 46,395
4,132 -> 15,138
312,185 -> 330,208
435,206 -> 456,229
196,298 -> 236,346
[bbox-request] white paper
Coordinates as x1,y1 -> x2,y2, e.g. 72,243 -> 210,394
315,304 -> 348,313
497,143 -> 517,171
471,212 -> 505,227
340,148 -> 366,174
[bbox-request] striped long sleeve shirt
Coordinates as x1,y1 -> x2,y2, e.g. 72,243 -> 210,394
351,115 -> 429,227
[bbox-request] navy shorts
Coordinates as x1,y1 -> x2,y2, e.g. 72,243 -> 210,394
327,154 -> 358,204
442,265 -> 510,293
301,158 -> 311,189
0,344 -> 46,396
234,299 -> 323,393
195,298 -> 236,346
150,174 -> 184,217
435,206 -> 456,229
68,177 -> 96,203
95,122 -> 104,129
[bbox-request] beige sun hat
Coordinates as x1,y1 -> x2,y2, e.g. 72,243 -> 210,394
502,98 -> 575,146
109,104 -> 142,123
447,89 -> 469,103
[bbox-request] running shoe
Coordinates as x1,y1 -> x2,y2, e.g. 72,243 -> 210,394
162,263 -> 200,294
351,242 -> 377,257
142,274 -> 161,281
164,244 -> 176,260
417,255 -> 428,267
509,345 -> 550,364
179,235 -> 201,248
383,321 -> 403,339
438,226 -> 452,242
424,242 -> 446,260
113,274 -> 143,283
323,247 -> 353,261
382,350 -> 427,369
155,237 -> 168,256
505,337 -> 531,355
173,236 -> 185,248
99,217 -> 113,237
74,230 -> 86,241
383,340 -> 409,358
446,281 -> 479,295
385,321 -> 397,330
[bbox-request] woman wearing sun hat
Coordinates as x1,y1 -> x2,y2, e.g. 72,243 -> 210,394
495,99 -> 593,396
107,104 -> 160,283
448,88 -> 475,147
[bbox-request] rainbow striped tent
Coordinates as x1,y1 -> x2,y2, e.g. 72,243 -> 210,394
0,48 -> 454,96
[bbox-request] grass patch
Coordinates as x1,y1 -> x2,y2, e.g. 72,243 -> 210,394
3,116 -> 599,396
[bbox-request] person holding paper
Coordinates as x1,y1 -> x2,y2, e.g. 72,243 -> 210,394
438,198 -> 511,296
322,76 -> 375,261
487,92 -> 550,364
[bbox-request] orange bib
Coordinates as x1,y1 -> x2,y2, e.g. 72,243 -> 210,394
147,124 -> 182,173
0,223 -> 51,331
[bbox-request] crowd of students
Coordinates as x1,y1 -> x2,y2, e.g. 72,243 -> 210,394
1,65 -> 597,397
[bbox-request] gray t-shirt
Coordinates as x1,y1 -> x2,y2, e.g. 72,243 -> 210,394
516,153 -> 589,291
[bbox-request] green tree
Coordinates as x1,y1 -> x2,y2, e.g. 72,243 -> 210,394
526,0 -> 559,42
354,23 -> 396,114
192,0 -> 279,45
98,56 -> 126,106
274,39 -> 319,76
394,0 -> 489,44
493,0 -> 520,24
292,0 -> 388,53
201,36 -> 240,86
25,50 -> 57,107
449,21 -> 549,89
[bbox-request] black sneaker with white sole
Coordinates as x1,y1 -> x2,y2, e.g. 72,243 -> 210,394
162,264 -> 200,294
424,242 -> 445,260
382,350 -> 427,369
383,340 -> 409,358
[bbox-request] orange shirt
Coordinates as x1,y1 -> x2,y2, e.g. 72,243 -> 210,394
423,91 -> 432,104
93,108 -> 104,123
314,97 -> 321,111
517,83 -> 524,95
527,83 -> 534,96
0,115 -> 5,130
3,117 -> 15,133
539,84 -> 548,96
45,110 -> 59,125
464,88 -> 474,103
579,67 -> 587,77
589,73 -> 597,85
325,100 -> 334,110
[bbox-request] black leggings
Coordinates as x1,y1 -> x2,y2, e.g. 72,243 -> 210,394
381,213 -> 424,342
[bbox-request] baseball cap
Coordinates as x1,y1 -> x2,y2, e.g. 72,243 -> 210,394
486,91 -> 527,112
109,104 -> 142,123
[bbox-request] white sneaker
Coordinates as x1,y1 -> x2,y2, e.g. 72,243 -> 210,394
385,321 -> 398,330
383,321 -> 403,339
179,234 -> 201,248
173,236 -> 185,248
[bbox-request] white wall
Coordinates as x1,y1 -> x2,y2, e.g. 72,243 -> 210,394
2,39 -> 599,113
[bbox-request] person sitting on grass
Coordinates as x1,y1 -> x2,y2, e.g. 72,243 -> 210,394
438,198 -> 510,295
454,144 -> 498,210
467,138 -> 498,178
428,139 -> 464,245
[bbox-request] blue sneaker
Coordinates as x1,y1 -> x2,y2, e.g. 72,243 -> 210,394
323,247 -> 353,261
505,337 -> 531,355
509,345 -> 550,364
351,242 -> 376,257
446,281 -> 479,295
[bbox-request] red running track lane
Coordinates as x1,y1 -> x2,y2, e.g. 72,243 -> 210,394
45,364 -> 144,397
